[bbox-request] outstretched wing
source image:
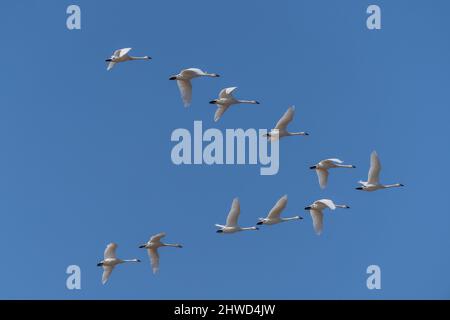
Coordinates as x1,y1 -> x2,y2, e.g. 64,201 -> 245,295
102,266 -> 114,284
274,106 -> 295,130
148,248 -> 160,274
310,209 -> 324,235
107,61 -> 116,71
267,195 -> 288,219
368,151 -> 381,184
219,87 -> 237,99
104,243 -> 118,259
316,169 -> 329,189
324,158 -> 343,164
226,198 -> 240,227
150,232 -> 166,243
177,80 -> 193,107
317,199 -> 336,210
117,47 -> 132,57
214,105 -> 230,122
181,68 -> 204,77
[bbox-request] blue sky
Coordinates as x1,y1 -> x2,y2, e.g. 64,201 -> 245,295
0,0 -> 449,299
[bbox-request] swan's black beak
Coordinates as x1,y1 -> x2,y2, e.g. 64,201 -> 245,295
147,56 -> 152,59
105,59 -> 112,62
138,245 -> 146,248
355,187 -> 363,190
216,229 -> 223,233
137,259 -> 141,262
209,100 -> 217,104
400,184 -> 405,187
256,221 -> 263,225
304,132 -> 309,136
169,76 -> 177,80
304,206 -> 311,210
352,165 -> 356,168
310,166 -> 316,169
97,263 -> 103,267
255,101 -> 260,104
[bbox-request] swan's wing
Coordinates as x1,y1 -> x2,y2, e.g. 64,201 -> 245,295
150,232 -> 166,243
104,243 -> 118,259
181,68 -> 204,77
368,151 -> 381,184
267,195 -> 288,219
177,80 -> 192,107
214,105 -> 230,122
102,265 -> 114,284
219,87 -> 237,99
316,169 -> 329,189
317,199 -> 336,210
325,158 -> 343,164
148,248 -> 160,274
118,47 -> 132,57
310,209 -> 324,235
226,198 -> 240,227
107,61 -> 116,71
274,106 -> 295,130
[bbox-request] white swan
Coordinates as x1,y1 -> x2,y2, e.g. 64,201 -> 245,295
216,198 -> 259,233
263,106 -> 308,141
256,195 -> 303,226
139,233 -> 182,274
105,48 -> 151,71
209,87 -> 259,122
304,199 -> 350,235
169,68 -> 219,107
356,151 -> 404,192
97,243 -> 141,284
310,158 -> 356,189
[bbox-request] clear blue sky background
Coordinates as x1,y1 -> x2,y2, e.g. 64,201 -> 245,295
0,0 -> 449,299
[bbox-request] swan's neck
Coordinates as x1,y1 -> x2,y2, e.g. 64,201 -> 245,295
335,205 -> 349,209
123,259 -> 140,263
288,132 -> 307,136
384,183 -> 403,188
206,73 -> 219,77
241,226 -> 258,230
336,164 -> 354,168
237,99 -> 258,104
130,56 -> 150,60
163,243 -> 182,248
282,216 -> 301,221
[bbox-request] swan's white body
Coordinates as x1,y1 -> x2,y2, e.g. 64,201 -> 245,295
216,198 -> 259,233
139,233 -> 182,274
356,151 -> 404,192
209,87 -> 259,122
264,106 -> 308,141
305,199 -> 350,235
106,48 -> 151,71
311,158 -> 355,189
257,195 -> 302,226
170,68 -> 219,107
97,243 -> 141,284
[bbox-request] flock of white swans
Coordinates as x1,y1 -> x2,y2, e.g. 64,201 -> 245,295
97,48 -> 404,284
